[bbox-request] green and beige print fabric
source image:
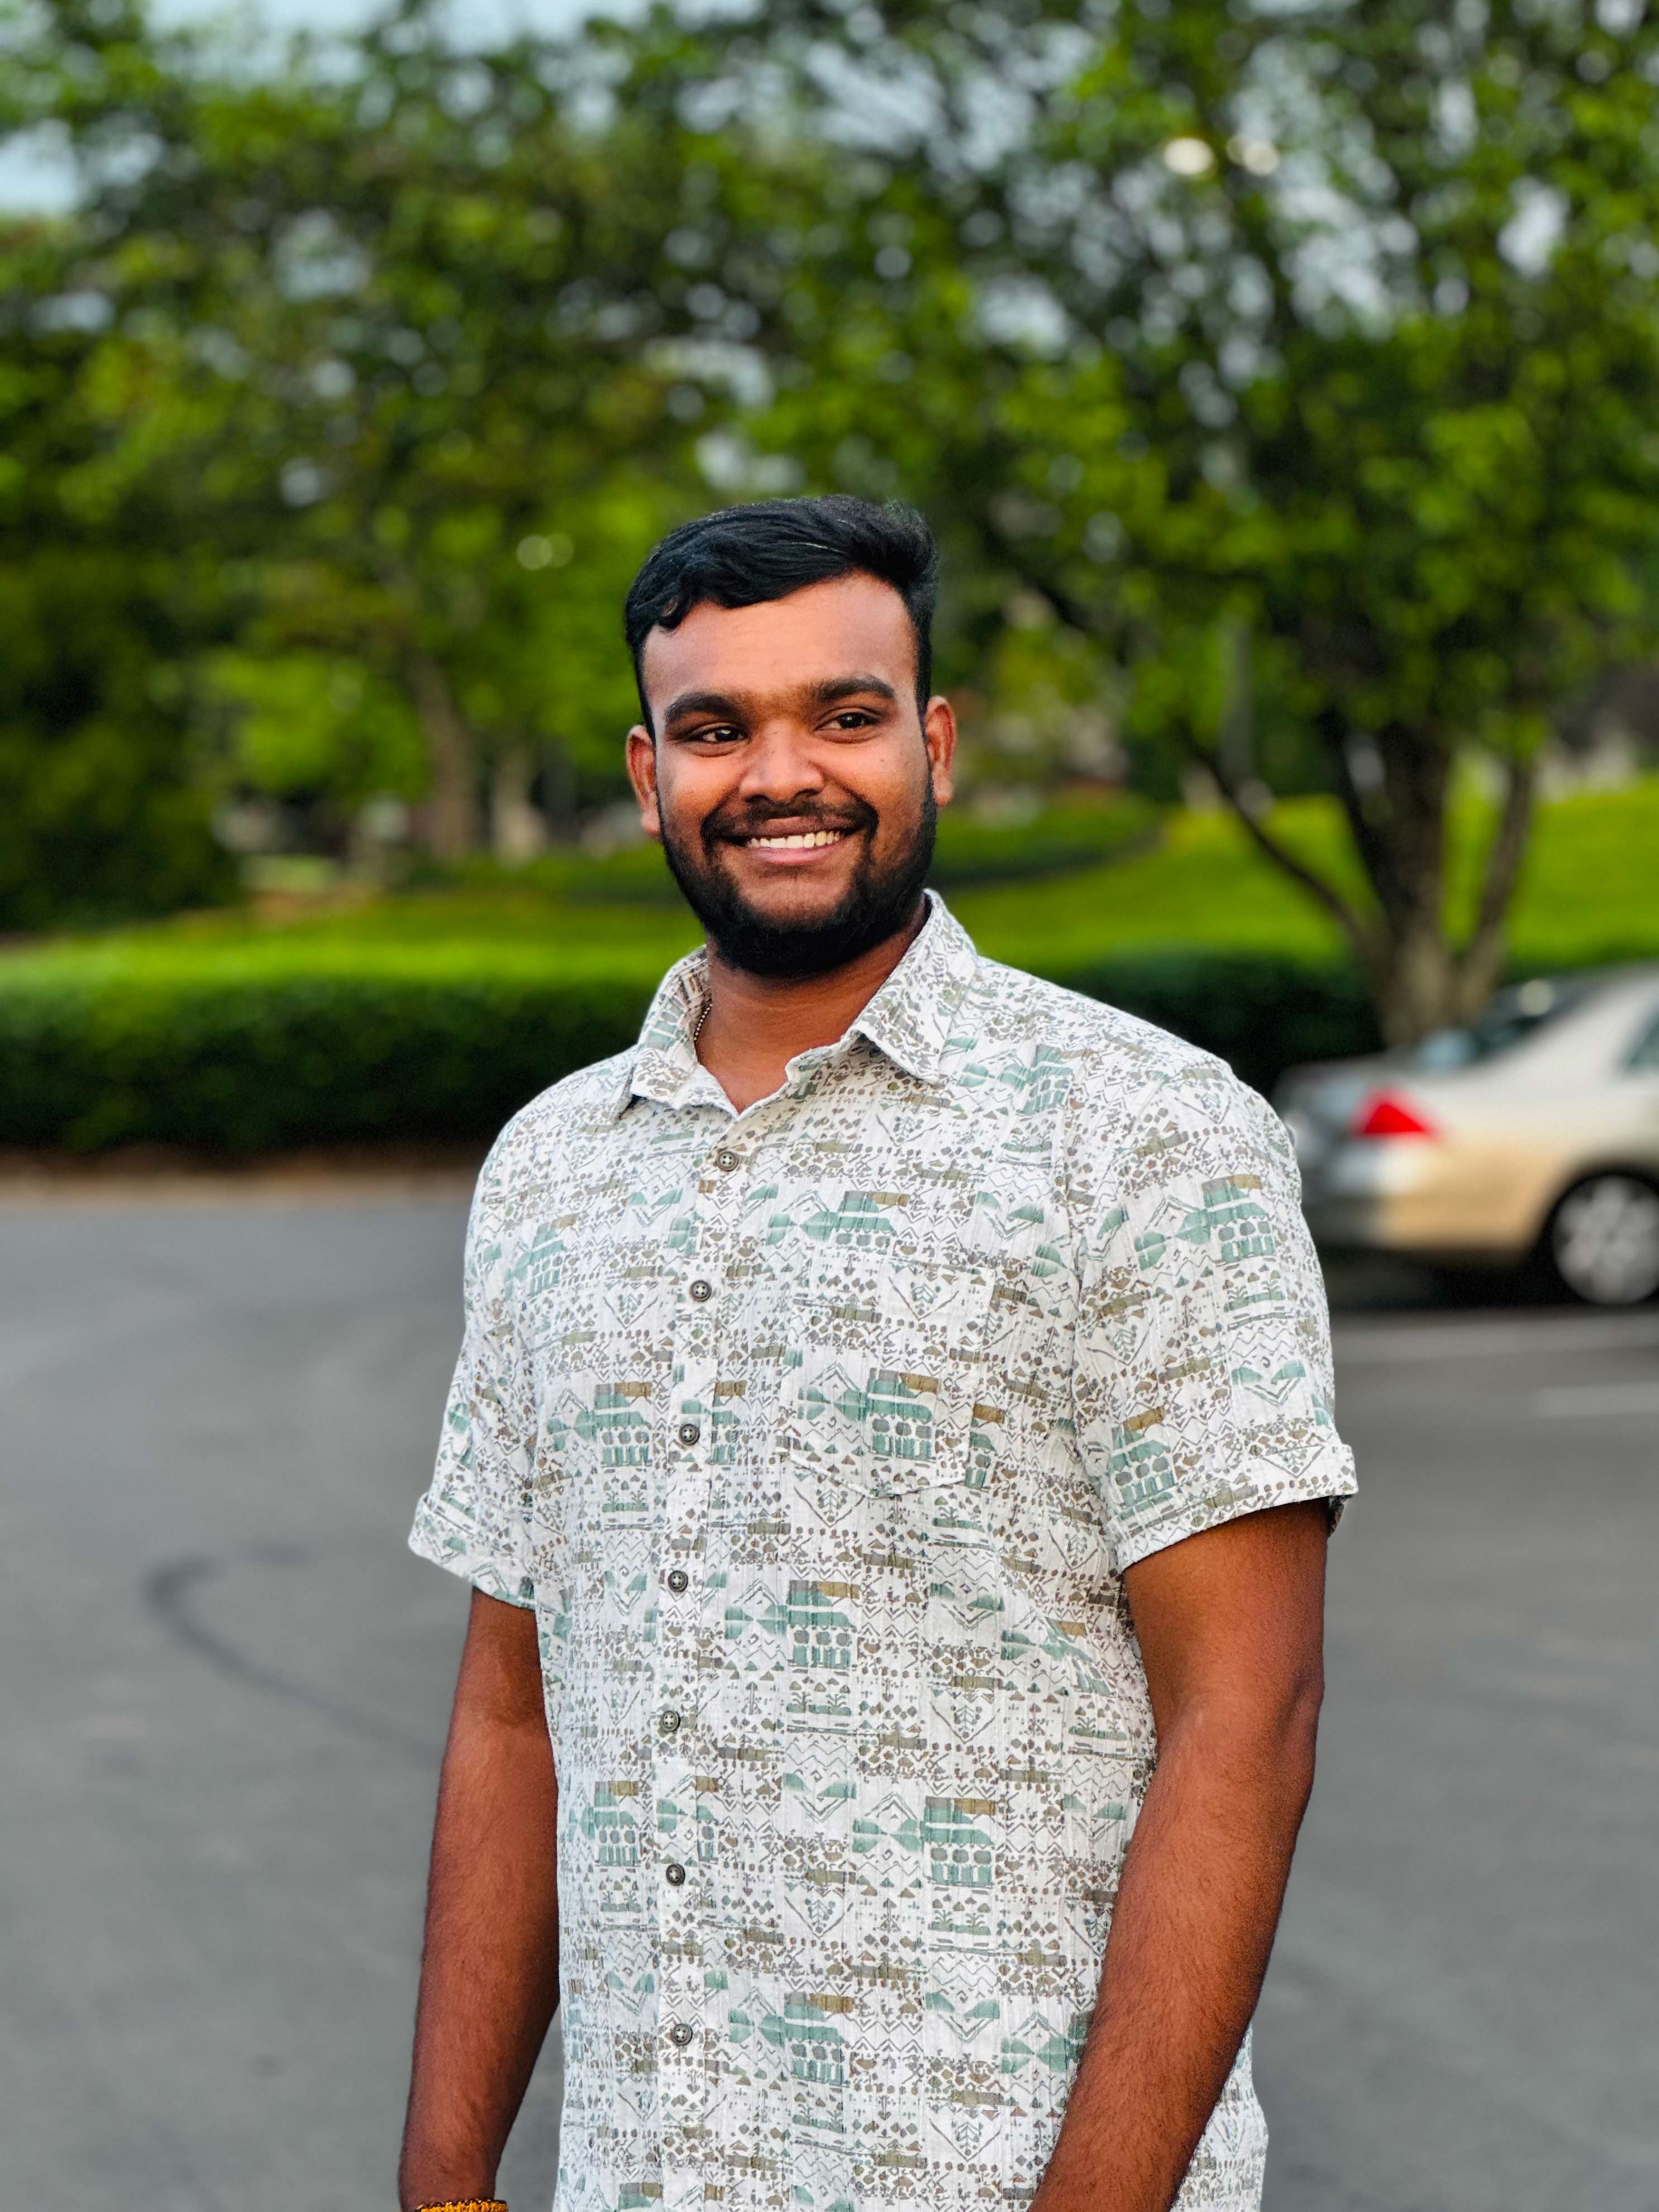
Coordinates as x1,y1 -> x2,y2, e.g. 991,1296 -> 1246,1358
411,894 -> 1356,2212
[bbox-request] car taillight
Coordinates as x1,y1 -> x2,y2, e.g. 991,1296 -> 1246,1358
1353,1091 -> 1438,1139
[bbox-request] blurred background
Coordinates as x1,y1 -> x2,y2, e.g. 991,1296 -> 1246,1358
2,1 -> 1657,2206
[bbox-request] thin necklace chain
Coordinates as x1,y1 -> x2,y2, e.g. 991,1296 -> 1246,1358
693,993 -> 711,1048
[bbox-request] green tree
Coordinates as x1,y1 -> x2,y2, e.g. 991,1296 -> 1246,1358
17,0 -> 752,862
0,207 -> 235,928
648,0 -> 1659,1040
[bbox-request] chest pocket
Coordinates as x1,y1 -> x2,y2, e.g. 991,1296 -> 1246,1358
778,1245 -> 995,1514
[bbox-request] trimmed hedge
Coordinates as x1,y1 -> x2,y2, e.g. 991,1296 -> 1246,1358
0,949 -> 651,1153
0,940 -> 1379,1154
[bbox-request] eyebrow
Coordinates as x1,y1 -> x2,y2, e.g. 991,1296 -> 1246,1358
806,674 -> 899,707
660,673 -> 900,729
661,689 -> 746,729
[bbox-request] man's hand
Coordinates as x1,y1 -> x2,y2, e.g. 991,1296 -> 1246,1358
1031,1501 -> 1329,2212
399,1589 -> 561,2211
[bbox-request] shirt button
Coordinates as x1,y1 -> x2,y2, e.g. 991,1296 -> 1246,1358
678,1422 -> 701,1446
688,1278 -> 714,1303
658,1710 -> 681,1736
669,2022 -> 694,2048
714,1148 -> 740,1173
666,1569 -> 690,1594
665,1861 -> 687,1886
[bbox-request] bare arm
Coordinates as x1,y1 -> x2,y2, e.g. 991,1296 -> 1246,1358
1032,1501 -> 1329,2212
399,1589 -> 561,2210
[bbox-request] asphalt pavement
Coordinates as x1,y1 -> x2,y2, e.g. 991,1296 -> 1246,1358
2,1194 -> 1656,2212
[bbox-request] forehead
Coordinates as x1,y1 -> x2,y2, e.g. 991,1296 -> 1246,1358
638,573 -> 917,717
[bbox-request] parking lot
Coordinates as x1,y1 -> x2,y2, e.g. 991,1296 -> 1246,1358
3,1194 -> 1656,2212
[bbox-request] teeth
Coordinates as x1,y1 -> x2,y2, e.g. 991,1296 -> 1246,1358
746,829 -> 847,848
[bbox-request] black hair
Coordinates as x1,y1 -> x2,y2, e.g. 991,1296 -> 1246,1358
623,494 -> 940,729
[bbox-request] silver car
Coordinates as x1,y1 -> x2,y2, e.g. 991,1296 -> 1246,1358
1275,966 -> 1659,1305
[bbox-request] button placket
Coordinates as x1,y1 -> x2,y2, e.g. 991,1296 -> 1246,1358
655,1134 -> 736,2106
670,1261 -> 718,1486
654,1728 -> 701,2115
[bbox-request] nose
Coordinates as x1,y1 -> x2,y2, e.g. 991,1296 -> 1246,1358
735,717 -> 828,805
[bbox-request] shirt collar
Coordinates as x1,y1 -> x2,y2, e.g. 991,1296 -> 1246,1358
616,889 -> 979,1114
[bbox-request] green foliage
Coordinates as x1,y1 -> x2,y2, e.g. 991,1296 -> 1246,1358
4,0 -> 731,875
167,25 -> 742,845
0,214 -> 234,927
952,614 -> 1126,788
0,707 -> 232,932
932,794 -> 1159,888
202,650 -> 426,802
0,944 -> 656,1151
0,931 -> 1369,1152
0,546 -> 236,927
639,0 -> 1659,1036
7,0 -> 1659,1031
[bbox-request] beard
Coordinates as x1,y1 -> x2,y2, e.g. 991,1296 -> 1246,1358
659,781 -> 937,980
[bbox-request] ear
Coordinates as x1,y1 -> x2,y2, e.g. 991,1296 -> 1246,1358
626,724 -> 662,841
922,695 -> 957,808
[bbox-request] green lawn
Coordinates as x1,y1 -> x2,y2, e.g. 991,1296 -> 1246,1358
959,777 -> 1659,975
6,778 -> 1655,985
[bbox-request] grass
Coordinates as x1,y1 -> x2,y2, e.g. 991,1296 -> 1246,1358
959,776 -> 1659,975
1504,779 -> 1659,968
4,778 -> 1655,986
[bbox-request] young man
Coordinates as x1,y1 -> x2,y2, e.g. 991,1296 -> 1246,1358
401,497 -> 1356,2212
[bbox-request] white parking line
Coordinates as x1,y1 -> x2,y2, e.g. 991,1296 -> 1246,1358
1528,1380 -> 1659,1419
1334,1314 -> 1659,1365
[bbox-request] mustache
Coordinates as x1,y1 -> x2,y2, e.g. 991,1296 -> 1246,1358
702,796 -> 878,845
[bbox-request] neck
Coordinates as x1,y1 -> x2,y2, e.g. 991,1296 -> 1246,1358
695,899 -> 928,1113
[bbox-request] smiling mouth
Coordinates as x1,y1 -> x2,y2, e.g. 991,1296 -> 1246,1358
742,828 -> 852,850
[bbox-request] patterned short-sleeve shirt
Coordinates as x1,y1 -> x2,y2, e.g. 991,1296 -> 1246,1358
411,894 -> 1356,2212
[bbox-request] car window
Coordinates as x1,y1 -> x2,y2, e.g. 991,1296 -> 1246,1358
1404,977 -> 1590,1072
1627,1008 -> 1659,1073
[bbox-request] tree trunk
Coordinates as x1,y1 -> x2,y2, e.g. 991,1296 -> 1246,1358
408,654 -> 482,860
1348,743 -> 1539,1046
1342,727 -> 1457,1045
1450,754 -> 1539,1023
1204,703 -> 1538,1047
490,743 -> 549,866
1368,921 -> 1463,1047
999,560 -> 1546,1054
538,740 -> 580,845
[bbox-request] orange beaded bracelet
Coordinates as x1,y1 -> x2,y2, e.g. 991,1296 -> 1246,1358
413,2200 -> 507,2211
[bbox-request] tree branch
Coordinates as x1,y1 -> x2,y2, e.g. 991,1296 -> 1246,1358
1320,707 -> 1408,929
982,527 -> 1381,967
1184,731 -> 1382,968
977,513 -> 1110,641
1454,751 -> 1538,1018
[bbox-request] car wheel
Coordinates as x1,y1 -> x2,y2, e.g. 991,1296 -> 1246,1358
1548,1174 -> 1659,1306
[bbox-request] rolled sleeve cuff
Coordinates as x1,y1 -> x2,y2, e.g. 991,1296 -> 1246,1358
407,1501 -> 536,1609
1110,1441 -> 1357,1576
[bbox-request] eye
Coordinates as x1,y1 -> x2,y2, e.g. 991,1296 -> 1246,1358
826,709 -> 879,731
682,723 -> 742,746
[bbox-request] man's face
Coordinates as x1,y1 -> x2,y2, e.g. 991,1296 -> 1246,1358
626,573 -> 956,978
